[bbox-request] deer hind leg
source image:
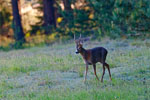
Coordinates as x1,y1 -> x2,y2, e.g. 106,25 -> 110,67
84,63 -> 88,82
101,64 -> 105,82
93,64 -> 99,81
104,63 -> 112,81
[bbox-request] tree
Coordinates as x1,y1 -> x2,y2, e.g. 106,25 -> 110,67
63,0 -> 72,12
43,0 -> 56,34
11,0 -> 25,44
62,0 -> 73,24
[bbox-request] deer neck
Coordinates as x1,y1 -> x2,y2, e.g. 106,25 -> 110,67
80,47 -> 87,58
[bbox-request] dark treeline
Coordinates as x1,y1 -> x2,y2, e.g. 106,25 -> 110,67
0,0 -> 150,48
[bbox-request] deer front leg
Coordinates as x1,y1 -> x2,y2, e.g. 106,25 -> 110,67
93,64 -> 99,81
101,65 -> 105,82
84,63 -> 88,83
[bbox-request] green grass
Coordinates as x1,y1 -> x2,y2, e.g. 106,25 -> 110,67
5,80 -> 149,100
0,39 -> 150,100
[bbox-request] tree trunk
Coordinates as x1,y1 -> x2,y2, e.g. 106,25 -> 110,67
62,0 -> 73,25
43,0 -> 56,34
18,0 -> 21,15
11,0 -> 25,42
63,0 -> 72,12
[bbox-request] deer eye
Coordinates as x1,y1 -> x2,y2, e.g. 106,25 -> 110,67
78,46 -> 82,50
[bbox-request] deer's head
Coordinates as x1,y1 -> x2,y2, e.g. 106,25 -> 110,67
74,34 -> 83,54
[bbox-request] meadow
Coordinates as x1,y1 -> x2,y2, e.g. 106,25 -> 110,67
0,38 -> 150,100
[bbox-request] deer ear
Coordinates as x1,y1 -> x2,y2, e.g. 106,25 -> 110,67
75,40 -> 79,45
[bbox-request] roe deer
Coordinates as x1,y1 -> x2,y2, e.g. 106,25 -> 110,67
74,35 -> 112,82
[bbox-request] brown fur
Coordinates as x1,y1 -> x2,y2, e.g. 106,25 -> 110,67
75,40 -> 112,82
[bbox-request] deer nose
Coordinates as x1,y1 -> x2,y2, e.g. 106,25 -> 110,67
76,51 -> 79,54
75,50 -> 79,54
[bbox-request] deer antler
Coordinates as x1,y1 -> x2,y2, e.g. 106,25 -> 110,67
79,34 -> 82,40
79,34 -> 84,44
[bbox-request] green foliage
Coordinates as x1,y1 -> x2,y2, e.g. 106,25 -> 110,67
56,7 -> 96,38
48,0 -> 150,39
1,0 -> 150,49
12,40 -> 25,49
88,0 -> 150,37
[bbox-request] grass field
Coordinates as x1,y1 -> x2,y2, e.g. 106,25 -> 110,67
0,39 -> 150,100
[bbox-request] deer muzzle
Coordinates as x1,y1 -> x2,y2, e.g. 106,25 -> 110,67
75,50 -> 79,54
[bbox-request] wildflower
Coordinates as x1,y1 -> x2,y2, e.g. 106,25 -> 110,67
85,6 -> 90,11
25,32 -> 30,38
89,14 -> 94,19
57,17 -> 63,23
